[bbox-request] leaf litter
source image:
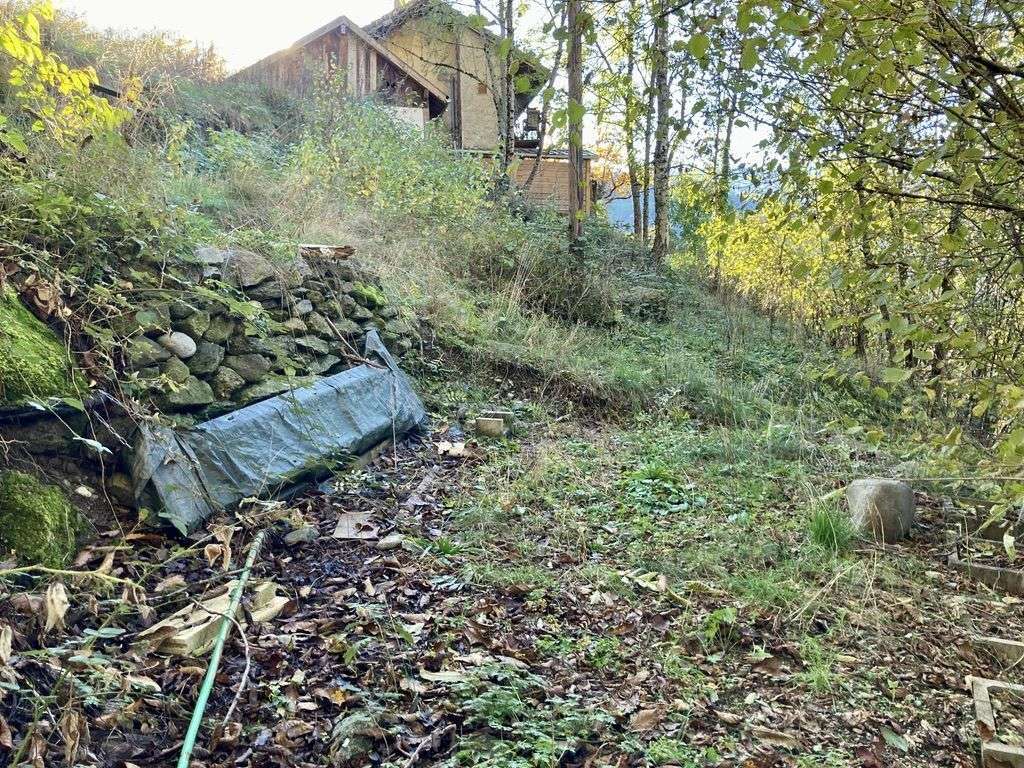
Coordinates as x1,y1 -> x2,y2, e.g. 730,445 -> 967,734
0,420 -> 1022,767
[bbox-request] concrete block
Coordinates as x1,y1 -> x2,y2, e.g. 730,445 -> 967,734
475,417 -> 506,438
968,675 -> 1024,767
846,478 -> 915,542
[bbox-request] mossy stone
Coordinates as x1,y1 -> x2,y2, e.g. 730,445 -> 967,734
350,281 -> 387,309
161,356 -> 191,384
0,470 -> 81,567
174,310 -> 211,339
0,287 -> 83,406
204,315 -> 236,344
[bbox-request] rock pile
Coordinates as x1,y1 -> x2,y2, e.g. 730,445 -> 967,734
121,245 -> 416,420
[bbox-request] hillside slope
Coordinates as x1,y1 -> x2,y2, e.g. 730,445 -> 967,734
3,268 -> 1010,767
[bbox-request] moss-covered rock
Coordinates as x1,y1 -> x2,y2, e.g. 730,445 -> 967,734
0,287 -> 81,406
0,471 -> 82,567
350,281 -> 387,309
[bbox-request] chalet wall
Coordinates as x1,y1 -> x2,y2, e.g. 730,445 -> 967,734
384,19 -> 499,151
512,157 -> 592,215
234,28 -> 430,108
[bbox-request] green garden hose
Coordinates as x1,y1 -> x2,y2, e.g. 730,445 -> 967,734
176,528 -> 267,768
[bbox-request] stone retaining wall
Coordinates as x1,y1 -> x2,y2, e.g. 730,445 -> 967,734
122,245 -> 416,422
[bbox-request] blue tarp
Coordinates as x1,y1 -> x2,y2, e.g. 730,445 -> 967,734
132,331 -> 426,534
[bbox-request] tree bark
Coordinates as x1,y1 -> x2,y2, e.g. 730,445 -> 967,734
641,76 -> 655,245
567,0 -> 585,247
651,6 -> 671,262
498,0 -> 516,185
523,5 -> 566,191
624,14 -> 642,239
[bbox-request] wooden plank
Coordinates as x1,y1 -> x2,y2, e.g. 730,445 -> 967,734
975,636 -> 1024,667
949,555 -> 1024,596
348,35 -> 358,96
339,33 -> 349,91
364,46 -> 372,95
968,676 -> 1024,768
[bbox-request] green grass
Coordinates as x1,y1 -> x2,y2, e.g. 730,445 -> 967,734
809,502 -> 855,554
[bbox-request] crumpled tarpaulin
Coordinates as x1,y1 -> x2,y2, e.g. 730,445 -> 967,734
132,331 -> 427,534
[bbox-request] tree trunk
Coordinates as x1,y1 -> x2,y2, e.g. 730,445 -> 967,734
567,0 -> 585,248
523,5 -> 566,191
651,8 -> 671,262
624,19 -> 642,239
931,207 -> 962,402
718,89 -> 737,213
641,71 -> 655,244
498,0 -> 515,185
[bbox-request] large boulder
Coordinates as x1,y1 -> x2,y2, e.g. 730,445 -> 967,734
0,287 -> 83,406
222,249 -> 309,290
846,478 -> 915,543
0,470 -> 81,567
222,249 -> 277,288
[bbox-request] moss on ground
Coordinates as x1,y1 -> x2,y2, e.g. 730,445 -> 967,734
0,470 -> 82,567
0,287 -> 81,406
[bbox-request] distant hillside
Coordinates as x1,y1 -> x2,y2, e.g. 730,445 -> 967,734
605,180 -> 756,231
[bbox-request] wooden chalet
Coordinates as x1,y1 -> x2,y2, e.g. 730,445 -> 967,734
232,0 -> 594,216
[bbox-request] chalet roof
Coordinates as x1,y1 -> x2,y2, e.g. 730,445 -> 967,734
365,0 -> 549,111
233,14 -> 448,103
456,147 -> 598,161
515,147 -> 598,161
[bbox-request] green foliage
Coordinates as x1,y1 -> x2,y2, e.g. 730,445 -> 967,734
0,469 -> 82,566
702,605 -> 738,650
720,0 -> 1024,481
0,1 -> 125,152
300,96 -> 491,225
646,739 -> 720,767
808,501 -> 854,556
447,664 -> 614,768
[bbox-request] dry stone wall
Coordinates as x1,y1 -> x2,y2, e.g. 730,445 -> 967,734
121,245 -> 416,422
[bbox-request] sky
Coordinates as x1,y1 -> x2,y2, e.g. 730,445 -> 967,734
60,1 -> 401,71
59,0 -> 766,164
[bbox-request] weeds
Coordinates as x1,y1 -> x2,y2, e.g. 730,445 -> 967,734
448,664 -> 614,768
808,502 -> 854,555
646,739 -> 721,767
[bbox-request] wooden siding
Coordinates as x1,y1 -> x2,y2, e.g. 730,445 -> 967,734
384,19 -> 499,150
512,157 -> 593,216
234,24 -> 436,108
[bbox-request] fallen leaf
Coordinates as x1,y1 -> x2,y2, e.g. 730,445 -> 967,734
628,708 -> 665,732
751,726 -> 801,750
59,708 -> 89,765
881,727 -> 910,753
45,581 -> 69,632
333,511 -> 379,540
203,543 -> 224,568
436,440 -> 466,457
212,524 -> 235,569
419,668 -> 469,683
0,624 -> 11,665
715,710 -> 743,725
155,574 -> 186,593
